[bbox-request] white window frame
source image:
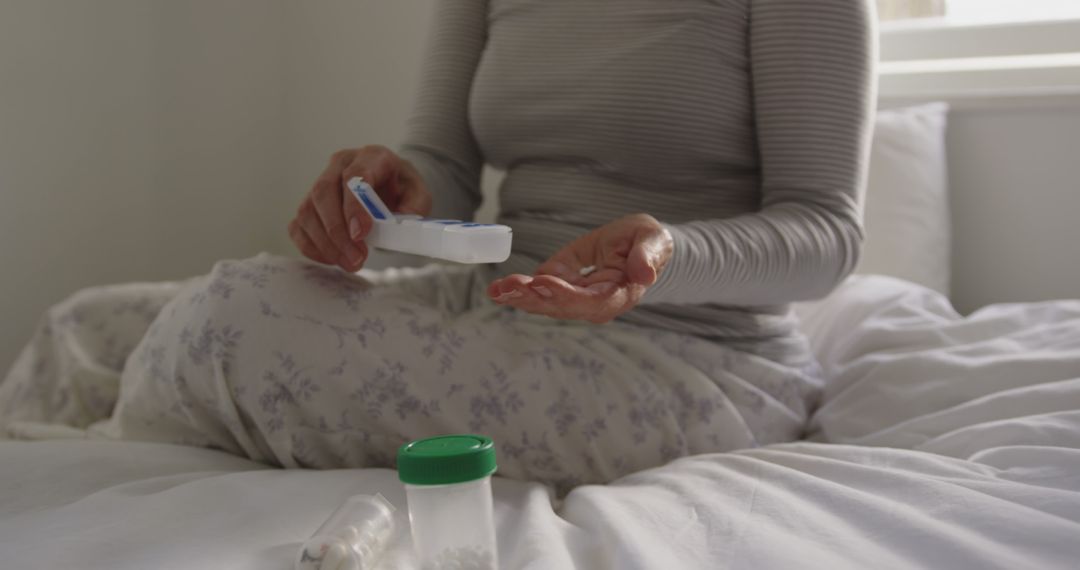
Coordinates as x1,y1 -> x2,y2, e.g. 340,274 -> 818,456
878,17 -> 1080,108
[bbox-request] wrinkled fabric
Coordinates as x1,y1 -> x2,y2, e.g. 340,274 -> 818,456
2,254 -> 820,492
0,281 -> 184,431
3,274 -> 1080,569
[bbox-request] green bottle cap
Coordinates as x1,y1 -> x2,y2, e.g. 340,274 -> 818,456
397,434 -> 497,486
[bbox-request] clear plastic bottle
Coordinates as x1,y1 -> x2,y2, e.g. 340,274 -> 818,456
397,434 -> 498,570
295,493 -> 396,570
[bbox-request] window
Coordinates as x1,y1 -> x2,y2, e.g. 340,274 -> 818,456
877,0 -> 944,21
878,0 -> 1080,24
876,1 -> 1080,105
948,0 -> 1080,24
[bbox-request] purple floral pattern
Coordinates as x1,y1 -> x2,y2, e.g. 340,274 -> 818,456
1,254 -> 819,492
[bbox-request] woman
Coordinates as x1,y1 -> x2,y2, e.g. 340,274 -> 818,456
2,0 -> 873,493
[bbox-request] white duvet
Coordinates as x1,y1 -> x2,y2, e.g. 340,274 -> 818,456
2,275 -> 1079,569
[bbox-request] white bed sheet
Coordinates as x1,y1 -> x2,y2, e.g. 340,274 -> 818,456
1,440 -> 1077,570
2,275 -> 1079,569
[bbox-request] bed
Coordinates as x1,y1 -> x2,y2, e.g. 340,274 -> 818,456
2,103 -> 1079,568
2,273 -> 1078,569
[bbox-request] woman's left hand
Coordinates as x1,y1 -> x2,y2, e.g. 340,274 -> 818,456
488,214 -> 673,323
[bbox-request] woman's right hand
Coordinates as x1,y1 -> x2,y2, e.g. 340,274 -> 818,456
288,145 -> 432,272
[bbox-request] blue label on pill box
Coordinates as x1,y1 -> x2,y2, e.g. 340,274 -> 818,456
359,194 -> 387,220
348,181 -> 389,220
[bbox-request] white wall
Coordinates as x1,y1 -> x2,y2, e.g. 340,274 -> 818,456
0,1 -> 443,371
0,0 -> 294,371
3,2 -> 1076,372
946,103 -> 1080,313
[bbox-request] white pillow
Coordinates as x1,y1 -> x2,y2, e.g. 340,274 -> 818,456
856,103 -> 951,295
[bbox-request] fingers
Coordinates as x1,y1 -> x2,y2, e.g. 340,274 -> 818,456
309,174 -> 366,269
292,145 -> 429,273
578,267 -> 626,287
295,150 -> 365,270
339,146 -> 406,240
536,259 -> 583,284
342,145 -> 402,204
397,183 -> 433,216
296,199 -> 344,267
536,230 -> 636,287
351,241 -> 369,271
487,213 -> 670,321
288,218 -> 331,265
341,183 -> 372,243
626,241 -> 658,286
395,160 -> 433,216
488,274 -> 630,323
538,257 -> 626,291
627,224 -> 673,286
490,274 -> 534,302
531,274 -> 616,305
532,276 -> 626,323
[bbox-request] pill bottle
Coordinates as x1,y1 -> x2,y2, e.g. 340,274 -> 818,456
397,434 -> 498,570
295,493 -> 396,570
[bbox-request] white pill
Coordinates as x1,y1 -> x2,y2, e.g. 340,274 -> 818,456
579,265 -> 597,277
319,542 -> 355,570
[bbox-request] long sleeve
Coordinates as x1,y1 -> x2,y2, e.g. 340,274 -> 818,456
644,0 -> 877,306
397,0 -> 488,222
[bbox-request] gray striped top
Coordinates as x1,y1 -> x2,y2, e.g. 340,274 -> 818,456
399,0 -> 876,364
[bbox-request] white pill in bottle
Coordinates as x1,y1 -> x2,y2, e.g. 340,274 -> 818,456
295,493 -> 396,570
397,434 -> 498,570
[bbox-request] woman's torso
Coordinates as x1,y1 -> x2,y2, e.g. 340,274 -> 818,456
469,0 -> 808,363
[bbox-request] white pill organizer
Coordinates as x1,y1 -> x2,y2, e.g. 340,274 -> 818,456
346,177 -> 512,264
